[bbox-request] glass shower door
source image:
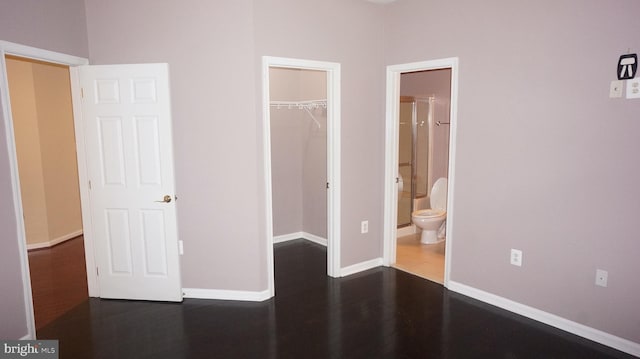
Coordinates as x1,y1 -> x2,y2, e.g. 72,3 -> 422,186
397,99 -> 414,227
414,99 -> 431,198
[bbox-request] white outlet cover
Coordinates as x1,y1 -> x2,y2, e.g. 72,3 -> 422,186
510,249 -> 523,267
595,269 -> 608,287
610,80 -> 623,98
626,78 -> 640,99
361,220 -> 369,234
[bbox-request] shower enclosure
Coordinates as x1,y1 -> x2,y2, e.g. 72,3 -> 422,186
397,96 -> 434,227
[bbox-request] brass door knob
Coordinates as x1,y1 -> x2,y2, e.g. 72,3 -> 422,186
155,195 -> 172,203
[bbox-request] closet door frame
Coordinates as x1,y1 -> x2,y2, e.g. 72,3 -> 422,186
261,56 -> 341,296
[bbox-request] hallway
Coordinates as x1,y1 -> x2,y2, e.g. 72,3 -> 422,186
29,236 -> 88,330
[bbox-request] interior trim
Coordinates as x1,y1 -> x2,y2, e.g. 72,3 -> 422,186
448,280 -> 640,357
261,56 -> 342,298
0,40 -> 89,341
273,232 -> 327,246
182,288 -> 271,302
26,230 -> 83,251
382,58 -> 459,288
340,258 -> 384,277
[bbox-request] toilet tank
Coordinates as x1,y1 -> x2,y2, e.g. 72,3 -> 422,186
430,178 -> 448,211
413,195 -> 429,211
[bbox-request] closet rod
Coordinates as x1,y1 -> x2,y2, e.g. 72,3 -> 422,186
269,99 -> 327,110
270,99 -> 326,128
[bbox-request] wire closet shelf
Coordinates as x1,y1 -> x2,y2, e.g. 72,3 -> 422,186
270,99 -> 327,128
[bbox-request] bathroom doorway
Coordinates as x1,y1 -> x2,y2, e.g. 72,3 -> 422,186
383,58 -> 459,286
262,57 -> 341,297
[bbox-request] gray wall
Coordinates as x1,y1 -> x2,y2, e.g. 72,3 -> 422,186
1,0 -> 638,347
0,0 -> 88,340
85,0 -> 264,291
270,108 -> 305,236
0,0 -> 88,57
270,68 -> 327,239
84,0 -> 385,292
385,0 -> 640,343
253,0 -> 386,267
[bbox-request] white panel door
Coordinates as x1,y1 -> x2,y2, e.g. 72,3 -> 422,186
79,64 -> 182,302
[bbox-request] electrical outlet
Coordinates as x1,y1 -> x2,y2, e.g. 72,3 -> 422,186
595,269 -> 608,287
610,80 -> 623,98
626,78 -> 640,99
361,220 -> 369,234
510,249 -> 523,267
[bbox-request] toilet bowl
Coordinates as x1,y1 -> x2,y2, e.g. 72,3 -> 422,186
411,177 -> 447,244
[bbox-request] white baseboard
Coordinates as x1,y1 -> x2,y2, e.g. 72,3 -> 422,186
273,232 -> 304,243
27,229 -> 83,250
185,232 -> 329,303
302,232 -> 327,246
397,225 -> 416,237
274,232 -> 380,277
447,281 -> 640,357
273,232 -> 327,246
20,333 -> 33,340
340,257 -> 383,277
182,288 -> 271,302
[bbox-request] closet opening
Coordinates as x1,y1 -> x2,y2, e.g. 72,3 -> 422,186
262,57 -> 341,297
269,67 -> 327,247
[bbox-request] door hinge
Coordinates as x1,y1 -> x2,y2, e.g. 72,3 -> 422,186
81,87 -> 84,98
96,267 -> 99,276
88,180 -> 92,190
326,182 -> 330,189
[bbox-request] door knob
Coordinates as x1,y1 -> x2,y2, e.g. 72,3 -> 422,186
155,195 -> 172,203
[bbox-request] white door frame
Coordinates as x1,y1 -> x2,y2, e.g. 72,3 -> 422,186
382,58 -> 459,287
262,56 -> 341,296
0,41 -> 94,339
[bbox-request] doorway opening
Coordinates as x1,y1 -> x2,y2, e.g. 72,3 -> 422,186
2,42 -> 184,338
383,58 -> 459,287
262,57 -> 341,296
0,42 -> 90,338
4,55 -> 87,330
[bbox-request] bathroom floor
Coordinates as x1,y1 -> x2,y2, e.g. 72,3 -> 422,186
394,233 -> 445,284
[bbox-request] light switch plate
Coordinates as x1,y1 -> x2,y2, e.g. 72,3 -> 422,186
626,78 -> 640,99
610,80 -> 623,98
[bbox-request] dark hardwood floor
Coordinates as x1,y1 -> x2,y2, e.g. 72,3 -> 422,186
28,236 -> 88,329
38,239 -> 633,358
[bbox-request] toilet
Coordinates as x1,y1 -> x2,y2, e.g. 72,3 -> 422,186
411,177 -> 447,244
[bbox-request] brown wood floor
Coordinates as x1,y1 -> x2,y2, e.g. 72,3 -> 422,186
28,236 -> 88,330
37,239 -> 633,358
